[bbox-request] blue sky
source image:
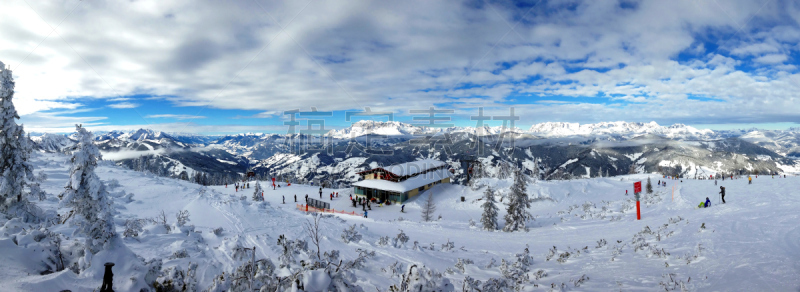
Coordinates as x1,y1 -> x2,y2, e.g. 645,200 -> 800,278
3,0 -> 800,134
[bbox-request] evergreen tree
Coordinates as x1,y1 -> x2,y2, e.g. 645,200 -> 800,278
60,125 -> 116,267
0,61 -> 39,219
646,177 -> 653,194
252,181 -> 264,201
420,192 -> 436,222
480,187 -> 498,231
503,168 -> 532,232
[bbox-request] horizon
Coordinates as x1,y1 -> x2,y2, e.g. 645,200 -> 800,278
3,1 -> 800,135
24,119 -> 800,136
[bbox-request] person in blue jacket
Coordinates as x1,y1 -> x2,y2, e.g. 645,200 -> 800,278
704,197 -> 711,208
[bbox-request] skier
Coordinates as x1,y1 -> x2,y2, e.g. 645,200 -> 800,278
305,194 -> 308,203
401,205 -> 405,213
364,210 -> 368,218
626,190 -> 628,196
749,176 -> 752,184
719,186 -> 726,204
704,197 -> 711,208
294,194 -> 297,202
225,183 -> 227,188
282,195 -> 285,204
715,179 -> 717,186
330,193 -> 333,201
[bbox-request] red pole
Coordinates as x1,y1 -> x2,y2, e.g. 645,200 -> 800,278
306,204 -> 308,212
636,201 -> 641,220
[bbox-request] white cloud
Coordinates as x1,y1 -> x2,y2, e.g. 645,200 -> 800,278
108,102 -> 139,109
2,0 -> 800,131
145,114 -> 206,120
753,54 -> 789,64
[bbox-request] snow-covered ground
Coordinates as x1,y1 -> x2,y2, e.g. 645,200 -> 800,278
1,151 -> 799,291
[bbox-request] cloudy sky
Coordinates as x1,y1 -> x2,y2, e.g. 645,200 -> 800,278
3,0 -> 800,134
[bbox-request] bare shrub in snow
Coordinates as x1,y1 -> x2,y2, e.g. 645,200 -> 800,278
153,210 -> 171,233
571,274 -> 590,287
420,193 -> 436,222
213,227 -> 224,236
596,238 -> 608,248
377,236 -> 390,247
304,214 -> 324,260
170,249 -> 189,259
340,224 -> 362,244
124,218 -> 144,238
441,239 -> 455,252
153,263 -> 199,292
453,258 -> 474,273
388,264 -> 454,292
383,261 -> 406,279
176,210 -> 190,227
499,245 -> 534,288
42,229 -> 66,273
659,273 -> 689,291
392,229 -> 409,248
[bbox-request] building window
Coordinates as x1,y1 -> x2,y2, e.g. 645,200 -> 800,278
418,186 -> 424,192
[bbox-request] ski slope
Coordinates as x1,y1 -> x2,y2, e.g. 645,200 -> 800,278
0,151 -> 798,291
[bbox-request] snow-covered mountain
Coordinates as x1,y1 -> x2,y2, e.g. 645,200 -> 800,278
739,129 -> 800,157
325,121 -> 434,138
29,121 -> 800,187
30,133 -> 74,152
528,121 -> 719,140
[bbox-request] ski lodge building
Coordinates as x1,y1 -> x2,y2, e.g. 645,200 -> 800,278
353,159 -> 452,203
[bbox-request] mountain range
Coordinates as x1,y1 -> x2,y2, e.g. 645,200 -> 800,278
30,121 -> 800,186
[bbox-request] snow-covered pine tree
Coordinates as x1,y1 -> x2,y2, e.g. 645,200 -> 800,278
646,177 -> 653,194
480,187 -> 498,231
503,168 -> 533,232
60,125 -> 116,265
252,181 -> 263,201
420,192 -> 436,222
0,61 -> 37,218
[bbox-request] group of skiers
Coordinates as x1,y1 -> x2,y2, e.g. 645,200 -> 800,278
699,186 -> 726,208
352,196 -> 372,211
225,181 -> 251,192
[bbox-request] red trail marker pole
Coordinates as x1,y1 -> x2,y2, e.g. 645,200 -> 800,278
634,181 -> 642,220
636,201 -> 641,220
